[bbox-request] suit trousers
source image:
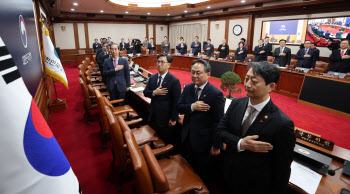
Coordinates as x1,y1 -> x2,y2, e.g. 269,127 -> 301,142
110,83 -> 126,105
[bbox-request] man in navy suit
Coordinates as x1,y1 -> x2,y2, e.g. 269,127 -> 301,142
177,59 -> 225,186
204,39 -> 214,57
212,62 -> 295,194
191,36 -> 201,56
254,39 -> 266,62
325,30 -> 331,39
126,38 -> 134,54
119,38 -> 126,51
330,39 -> 350,73
176,38 -> 187,55
295,40 -> 315,68
103,43 -> 130,101
273,39 -> 291,67
92,38 -> 101,53
143,53 -> 181,145
148,38 -> 156,54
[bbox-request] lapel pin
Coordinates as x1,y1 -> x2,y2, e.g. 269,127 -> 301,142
200,97 -> 203,99
260,120 -> 263,123
204,95 -> 206,97
264,115 -> 268,119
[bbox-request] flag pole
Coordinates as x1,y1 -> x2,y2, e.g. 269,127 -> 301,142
39,18 -> 63,105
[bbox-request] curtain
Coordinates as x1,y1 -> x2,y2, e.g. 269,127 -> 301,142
169,23 -> 208,52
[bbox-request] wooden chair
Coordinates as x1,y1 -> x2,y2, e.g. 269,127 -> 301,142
289,59 -> 298,69
85,70 -> 102,82
78,78 -> 97,124
124,130 -> 209,194
120,50 -> 127,56
78,50 -> 85,54
314,61 -> 330,73
267,56 -> 275,63
245,54 -> 255,62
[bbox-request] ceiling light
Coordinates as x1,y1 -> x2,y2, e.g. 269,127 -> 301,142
73,2 -> 78,6
241,0 -> 246,2
184,10 -> 188,13
147,12 -> 150,15
167,14 -> 170,16
207,6 -> 211,8
100,10 -> 104,13
71,8 -> 75,11
125,11 -> 128,13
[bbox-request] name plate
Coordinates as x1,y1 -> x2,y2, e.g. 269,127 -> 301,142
295,129 -> 334,151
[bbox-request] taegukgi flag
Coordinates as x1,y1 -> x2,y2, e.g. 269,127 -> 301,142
0,36 -> 80,193
42,24 -> 68,89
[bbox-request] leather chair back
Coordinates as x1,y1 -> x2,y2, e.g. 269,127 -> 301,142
227,54 -> 235,62
143,144 -> 169,193
79,70 -> 87,84
85,70 -> 93,78
290,59 -> 298,69
103,97 -> 115,111
82,60 -> 89,68
94,88 -> 109,133
267,56 -> 274,63
120,50 -> 127,56
124,130 -> 154,194
245,54 -> 255,62
86,57 -> 91,65
105,106 -> 128,169
79,78 -> 95,110
117,115 -> 132,134
314,61 -> 329,73
78,50 -> 85,54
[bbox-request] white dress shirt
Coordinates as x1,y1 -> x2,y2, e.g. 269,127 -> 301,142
237,97 -> 270,151
191,81 -> 208,112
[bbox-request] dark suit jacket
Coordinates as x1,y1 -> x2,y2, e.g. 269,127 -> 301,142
217,44 -> 229,59
264,43 -> 272,56
311,48 -> 320,63
148,43 -> 156,54
126,42 -> 135,54
235,47 -> 247,61
215,97 -> 295,194
295,48 -> 315,68
161,41 -> 170,52
177,82 -> 225,153
119,42 -> 126,51
176,43 -> 187,55
97,51 -> 107,66
191,41 -> 201,56
347,32 -> 350,40
330,49 -> 350,73
273,47 -> 291,67
95,48 -> 103,61
204,44 -> 214,57
102,57 -> 131,92
143,72 -> 181,128
254,46 -> 266,62
93,43 -> 101,53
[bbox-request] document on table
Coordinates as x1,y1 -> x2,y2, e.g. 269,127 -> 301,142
130,87 -> 145,92
289,161 -> 322,194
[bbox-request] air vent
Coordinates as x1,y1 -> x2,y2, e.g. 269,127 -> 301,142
255,3 -> 263,7
140,16 -> 147,19
115,15 -> 123,18
199,12 -> 204,15
87,13 -> 95,17
223,8 -> 228,12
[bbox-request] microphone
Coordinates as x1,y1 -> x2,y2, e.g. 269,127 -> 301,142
328,161 -> 350,176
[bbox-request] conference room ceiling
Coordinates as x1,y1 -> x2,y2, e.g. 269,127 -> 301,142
59,0 -> 282,17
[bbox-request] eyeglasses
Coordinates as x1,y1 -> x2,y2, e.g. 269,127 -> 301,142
191,71 -> 203,76
156,60 -> 168,65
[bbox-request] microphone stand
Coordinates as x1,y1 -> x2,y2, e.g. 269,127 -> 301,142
329,162 -> 350,194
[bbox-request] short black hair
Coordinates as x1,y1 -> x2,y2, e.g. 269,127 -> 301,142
180,37 -> 184,40
341,39 -> 350,44
208,39 -> 211,41
164,36 -> 167,38
108,37 -> 111,39
310,42 -> 316,46
157,53 -> 173,63
238,42 -> 244,47
304,40 -> 311,43
195,36 -> 199,39
150,38 -> 153,40
265,36 -> 269,39
241,38 -> 246,42
107,43 -> 112,48
248,62 -> 280,85
191,59 -> 211,73
258,39 -> 264,42
279,39 -> 286,43
121,38 -> 124,40
110,43 -> 120,50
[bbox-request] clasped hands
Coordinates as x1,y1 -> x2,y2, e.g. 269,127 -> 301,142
210,135 -> 273,156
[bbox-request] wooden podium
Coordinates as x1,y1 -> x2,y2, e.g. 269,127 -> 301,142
49,98 -> 66,112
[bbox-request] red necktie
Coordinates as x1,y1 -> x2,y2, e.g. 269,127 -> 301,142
341,50 -> 344,57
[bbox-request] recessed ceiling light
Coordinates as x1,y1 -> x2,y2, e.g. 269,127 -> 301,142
207,6 -> 211,8
73,2 -> 78,6
71,8 -> 75,11
100,10 -> 104,13
125,11 -> 128,13
184,10 -> 188,13
241,0 -> 246,2
167,14 -> 170,16
147,12 -> 150,15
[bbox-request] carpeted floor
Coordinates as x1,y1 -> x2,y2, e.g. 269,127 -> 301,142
49,63 -> 350,194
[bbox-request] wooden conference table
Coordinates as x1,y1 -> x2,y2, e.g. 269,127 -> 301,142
124,59 -> 350,194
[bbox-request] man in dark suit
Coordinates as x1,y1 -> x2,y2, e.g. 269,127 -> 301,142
161,36 -> 170,53
143,53 -> 181,145
191,36 -> 201,56
119,38 -> 126,51
212,62 -> 295,194
273,39 -> 291,67
103,43 -> 130,101
325,30 -> 331,39
95,40 -> 106,62
346,32 -> 350,41
204,39 -> 214,57
99,44 -> 112,83
264,37 -> 272,57
92,38 -> 101,53
254,39 -> 266,62
330,39 -> 350,73
217,39 -> 229,59
176,38 -> 187,55
310,42 -> 320,65
125,38 -> 134,54
295,40 -> 315,68
97,42 -> 108,67
177,59 -> 225,185
336,29 -> 343,39
148,38 -> 156,54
